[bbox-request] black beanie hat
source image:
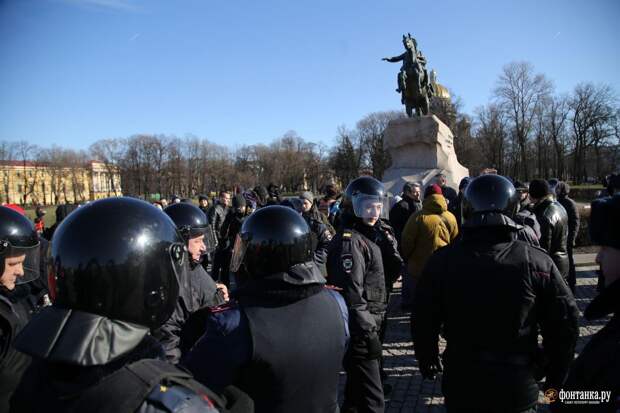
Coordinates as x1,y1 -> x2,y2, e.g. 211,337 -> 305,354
528,179 -> 550,199
232,194 -> 246,208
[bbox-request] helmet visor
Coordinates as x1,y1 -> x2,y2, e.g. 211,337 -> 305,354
229,234 -> 248,273
3,243 -> 40,286
352,194 -> 390,220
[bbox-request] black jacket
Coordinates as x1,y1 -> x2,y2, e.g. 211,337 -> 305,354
327,224 -> 386,338
389,196 -> 421,243
354,219 -> 404,289
11,307 -> 249,413
155,263 -> 226,363
0,289 -> 34,413
207,203 -> 229,243
183,265 -> 348,413
413,226 -> 579,411
533,197 -> 570,279
557,195 -> 580,248
558,278 -> 620,412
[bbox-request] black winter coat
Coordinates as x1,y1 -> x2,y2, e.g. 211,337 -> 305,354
558,278 -> 620,412
413,227 -> 579,411
389,197 -> 421,243
557,195 -> 580,248
533,198 -> 570,280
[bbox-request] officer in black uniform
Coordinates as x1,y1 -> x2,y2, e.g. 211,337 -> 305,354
156,202 -> 228,363
327,176 -> 389,413
413,175 -> 579,413
0,206 -> 41,411
556,194 -> 620,412
183,206 -> 349,413
10,198 -> 252,413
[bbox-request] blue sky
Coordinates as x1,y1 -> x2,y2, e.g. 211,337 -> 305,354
1,0 -> 618,151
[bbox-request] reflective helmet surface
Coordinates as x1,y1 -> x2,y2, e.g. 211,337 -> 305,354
0,206 -> 40,284
230,205 -> 313,277
50,197 -> 185,329
463,175 -> 519,223
164,202 -> 209,240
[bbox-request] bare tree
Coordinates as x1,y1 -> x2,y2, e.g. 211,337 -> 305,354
569,83 -> 617,182
494,62 -> 552,180
356,111 -> 405,180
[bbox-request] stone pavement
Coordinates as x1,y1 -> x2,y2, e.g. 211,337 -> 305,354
351,259 -> 608,412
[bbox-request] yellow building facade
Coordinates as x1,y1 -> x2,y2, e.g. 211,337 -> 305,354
0,160 -> 122,205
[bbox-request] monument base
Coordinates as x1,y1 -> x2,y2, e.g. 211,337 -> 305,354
382,115 -> 469,195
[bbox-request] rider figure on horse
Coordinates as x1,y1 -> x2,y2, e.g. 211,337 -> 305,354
382,33 -> 430,97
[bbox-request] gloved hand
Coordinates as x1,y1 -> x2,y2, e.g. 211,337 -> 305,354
419,356 -> 442,380
350,333 -> 382,360
366,334 -> 383,360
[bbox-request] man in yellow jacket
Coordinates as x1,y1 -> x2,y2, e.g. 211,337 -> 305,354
401,184 -> 458,305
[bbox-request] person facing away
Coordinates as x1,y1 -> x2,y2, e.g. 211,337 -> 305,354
10,197 -> 252,413
413,175 -> 579,413
183,205 -> 348,413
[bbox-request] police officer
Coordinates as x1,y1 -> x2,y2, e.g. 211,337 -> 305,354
413,175 -> 579,413
10,198 -> 252,413
327,176 -> 389,413
558,194 -> 620,411
183,206 -> 348,413
0,206 -> 41,411
156,202 -> 228,363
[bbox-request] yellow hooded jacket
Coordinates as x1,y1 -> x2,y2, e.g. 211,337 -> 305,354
401,194 -> 459,279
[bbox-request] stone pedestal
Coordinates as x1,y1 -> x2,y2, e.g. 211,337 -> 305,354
382,115 -> 469,195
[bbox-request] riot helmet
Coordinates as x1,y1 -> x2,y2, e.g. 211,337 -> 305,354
230,205 -> 313,278
49,197 -> 186,329
462,174 -> 519,227
280,197 -> 304,214
342,176 -> 389,220
165,203 -> 210,240
0,206 -> 40,290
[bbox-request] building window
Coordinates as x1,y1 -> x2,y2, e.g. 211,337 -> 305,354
17,184 -> 23,193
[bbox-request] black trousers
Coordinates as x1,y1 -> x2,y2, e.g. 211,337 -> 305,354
567,245 -> 576,294
211,248 -> 232,287
342,354 -> 384,413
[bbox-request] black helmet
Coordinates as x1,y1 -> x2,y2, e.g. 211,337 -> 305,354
49,197 -> 186,329
343,176 -> 388,219
280,197 -> 304,214
0,206 -> 40,288
590,194 -> 620,249
164,202 -> 209,240
230,205 -> 313,278
462,175 -> 519,227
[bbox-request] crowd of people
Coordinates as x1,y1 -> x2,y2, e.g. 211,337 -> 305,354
0,171 -> 618,412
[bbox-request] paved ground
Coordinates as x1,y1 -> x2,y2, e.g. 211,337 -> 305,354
340,256 -> 607,412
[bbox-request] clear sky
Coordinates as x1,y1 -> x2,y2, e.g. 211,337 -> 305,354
1,0 -> 619,151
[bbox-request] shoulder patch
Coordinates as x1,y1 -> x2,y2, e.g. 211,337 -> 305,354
341,254 -> 354,274
343,231 -> 352,238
